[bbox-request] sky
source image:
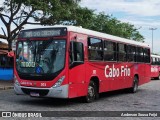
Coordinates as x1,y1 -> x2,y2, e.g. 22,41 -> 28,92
0,0 -> 160,54
80,0 -> 160,54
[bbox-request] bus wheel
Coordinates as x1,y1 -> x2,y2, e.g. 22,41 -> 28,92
157,73 -> 160,80
85,81 -> 97,103
129,76 -> 139,93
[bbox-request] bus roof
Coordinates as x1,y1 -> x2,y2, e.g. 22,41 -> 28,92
151,54 -> 160,58
22,25 -> 150,48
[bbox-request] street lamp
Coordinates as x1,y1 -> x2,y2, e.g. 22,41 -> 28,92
149,28 -> 157,53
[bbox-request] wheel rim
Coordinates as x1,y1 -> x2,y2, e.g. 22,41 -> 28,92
133,81 -> 138,92
89,86 -> 94,96
87,85 -> 95,101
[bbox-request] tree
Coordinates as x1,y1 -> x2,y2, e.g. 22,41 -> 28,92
74,12 -> 144,42
0,0 -> 144,51
71,7 -> 95,28
0,0 -> 80,51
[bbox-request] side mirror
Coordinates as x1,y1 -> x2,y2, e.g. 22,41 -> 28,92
69,41 -> 84,68
8,51 -> 14,57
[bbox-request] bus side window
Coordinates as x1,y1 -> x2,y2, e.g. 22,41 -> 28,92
136,47 -> 144,63
74,42 -> 84,61
144,48 -> 150,63
117,43 -> 126,62
127,45 -> 136,62
152,57 -> 155,65
155,58 -> 157,65
104,41 -> 116,61
158,58 -> 160,65
88,37 -> 103,61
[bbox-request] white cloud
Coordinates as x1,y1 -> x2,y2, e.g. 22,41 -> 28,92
119,17 -> 160,28
80,0 -> 160,16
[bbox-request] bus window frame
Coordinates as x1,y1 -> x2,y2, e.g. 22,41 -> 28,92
69,41 -> 84,69
88,37 -> 103,61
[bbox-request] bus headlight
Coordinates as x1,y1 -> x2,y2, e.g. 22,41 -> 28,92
14,75 -> 20,86
52,76 -> 65,88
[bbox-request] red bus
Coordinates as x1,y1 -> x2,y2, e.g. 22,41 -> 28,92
151,54 -> 160,79
14,25 -> 151,102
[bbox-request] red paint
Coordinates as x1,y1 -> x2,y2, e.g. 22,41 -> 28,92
151,55 -> 160,79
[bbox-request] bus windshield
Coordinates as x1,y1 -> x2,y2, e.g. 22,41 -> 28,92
16,39 -> 66,76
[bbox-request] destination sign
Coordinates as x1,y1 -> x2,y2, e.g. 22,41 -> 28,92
20,28 -> 67,38
21,62 -> 36,68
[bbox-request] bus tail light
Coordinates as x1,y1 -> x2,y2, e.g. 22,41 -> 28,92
52,76 -> 65,88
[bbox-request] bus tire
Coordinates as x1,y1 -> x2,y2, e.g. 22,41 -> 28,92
85,81 -> 97,103
129,76 -> 139,93
156,73 -> 160,80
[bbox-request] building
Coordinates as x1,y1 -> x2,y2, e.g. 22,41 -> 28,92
0,40 -> 13,81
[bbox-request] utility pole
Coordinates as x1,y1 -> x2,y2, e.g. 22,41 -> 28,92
149,28 -> 157,53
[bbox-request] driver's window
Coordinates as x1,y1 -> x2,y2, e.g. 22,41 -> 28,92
70,41 -> 84,64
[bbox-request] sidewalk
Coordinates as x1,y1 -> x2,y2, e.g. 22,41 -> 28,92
0,80 -> 14,90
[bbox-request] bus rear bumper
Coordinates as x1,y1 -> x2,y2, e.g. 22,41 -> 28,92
14,84 -> 69,98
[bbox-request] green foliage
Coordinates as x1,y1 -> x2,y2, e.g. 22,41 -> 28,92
0,0 -> 80,51
35,0 -> 80,25
57,9 -> 144,42
71,11 -> 144,42
0,0 -> 144,52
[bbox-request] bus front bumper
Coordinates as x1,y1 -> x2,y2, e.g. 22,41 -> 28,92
14,84 -> 69,98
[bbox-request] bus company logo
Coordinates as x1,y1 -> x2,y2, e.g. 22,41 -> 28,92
105,64 -> 130,78
93,70 -> 96,74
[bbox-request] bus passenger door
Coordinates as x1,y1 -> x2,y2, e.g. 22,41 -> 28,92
68,41 -> 86,98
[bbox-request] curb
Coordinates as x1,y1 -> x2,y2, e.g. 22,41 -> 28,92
0,86 -> 14,90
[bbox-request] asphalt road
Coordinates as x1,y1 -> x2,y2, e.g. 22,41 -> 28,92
0,79 -> 160,120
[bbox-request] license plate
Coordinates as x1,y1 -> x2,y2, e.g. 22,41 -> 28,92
30,92 -> 40,97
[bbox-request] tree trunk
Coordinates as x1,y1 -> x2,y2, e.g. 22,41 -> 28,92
8,39 -> 12,52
